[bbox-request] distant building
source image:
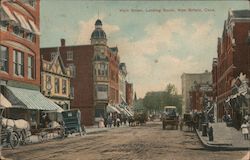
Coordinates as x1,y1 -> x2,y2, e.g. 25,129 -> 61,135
181,71 -> 212,114
126,81 -> 133,107
41,51 -> 73,110
212,10 -> 250,125
41,19 -> 120,126
189,82 -> 213,113
119,63 -> 127,104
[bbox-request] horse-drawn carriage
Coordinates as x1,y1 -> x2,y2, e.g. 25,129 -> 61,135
161,106 -> 179,130
0,107 -> 31,149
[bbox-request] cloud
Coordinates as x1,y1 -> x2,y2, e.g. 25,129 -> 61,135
112,19 -> 218,98
75,15 -> 120,44
72,16 -> 219,98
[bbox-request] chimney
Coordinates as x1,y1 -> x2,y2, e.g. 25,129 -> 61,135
61,39 -> 65,47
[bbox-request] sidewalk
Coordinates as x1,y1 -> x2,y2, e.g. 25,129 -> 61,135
196,122 -> 250,150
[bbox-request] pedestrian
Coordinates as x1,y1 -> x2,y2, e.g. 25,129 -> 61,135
107,115 -> 112,128
179,118 -> 183,131
241,121 -> 249,140
117,117 -> 121,127
98,115 -> 104,128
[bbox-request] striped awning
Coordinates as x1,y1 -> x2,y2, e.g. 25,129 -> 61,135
1,4 -> 18,22
5,86 -> 63,112
107,105 -> 120,114
0,93 -> 11,108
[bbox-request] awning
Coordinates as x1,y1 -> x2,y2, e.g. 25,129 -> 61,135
13,11 -> 32,32
124,107 -> 133,116
1,4 -> 17,22
28,19 -> 40,35
0,93 -> 11,108
107,105 -> 120,114
5,86 -> 63,111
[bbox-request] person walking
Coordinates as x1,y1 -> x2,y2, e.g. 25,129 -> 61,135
241,121 -> 249,140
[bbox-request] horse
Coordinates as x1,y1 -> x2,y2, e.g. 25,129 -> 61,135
1,117 -> 31,145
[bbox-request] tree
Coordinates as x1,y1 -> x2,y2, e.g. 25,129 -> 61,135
142,84 -> 182,114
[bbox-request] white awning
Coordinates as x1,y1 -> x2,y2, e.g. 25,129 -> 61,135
28,19 -> 40,35
0,93 -> 11,108
13,11 -> 32,31
107,105 -> 120,114
1,4 -> 17,22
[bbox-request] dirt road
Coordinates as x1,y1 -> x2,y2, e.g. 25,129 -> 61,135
3,121 -> 247,160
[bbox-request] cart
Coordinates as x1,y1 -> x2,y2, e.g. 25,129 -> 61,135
61,109 -> 84,136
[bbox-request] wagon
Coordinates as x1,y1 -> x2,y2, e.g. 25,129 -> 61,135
161,106 -> 179,130
61,109 -> 84,136
0,107 -> 30,149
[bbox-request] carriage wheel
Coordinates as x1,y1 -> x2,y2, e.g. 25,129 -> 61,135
9,132 -> 20,149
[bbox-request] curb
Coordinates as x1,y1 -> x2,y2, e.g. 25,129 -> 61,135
85,128 -> 109,135
195,129 -> 250,151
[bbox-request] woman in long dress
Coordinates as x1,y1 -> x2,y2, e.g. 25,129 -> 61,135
241,121 -> 249,140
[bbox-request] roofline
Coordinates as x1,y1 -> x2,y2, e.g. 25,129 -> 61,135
41,44 -> 93,49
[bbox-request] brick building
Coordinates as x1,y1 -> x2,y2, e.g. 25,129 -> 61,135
189,82 -> 213,113
126,81 -> 133,107
212,10 -> 250,123
0,0 -> 61,126
41,19 -> 120,126
181,71 -> 212,115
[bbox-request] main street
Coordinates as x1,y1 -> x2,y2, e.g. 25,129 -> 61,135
3,121 -> 247,160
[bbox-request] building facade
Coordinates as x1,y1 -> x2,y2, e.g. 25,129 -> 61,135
181,71 -> 212,115
189,82 -> 213,113
213,10 -> 250,124
0,0 -> 62,126
118,63 -> 127,104
0,0 -> 40,89
126,81 -> 133,107
41,51 -> 73,110
41,19 -> 121,126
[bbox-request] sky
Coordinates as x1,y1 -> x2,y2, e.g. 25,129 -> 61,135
40,0 -> 249,98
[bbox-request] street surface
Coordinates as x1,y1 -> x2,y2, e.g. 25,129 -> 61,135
3,121 -> 248,160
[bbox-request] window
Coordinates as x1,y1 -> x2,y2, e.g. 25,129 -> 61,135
46,75 -> 52,91
13,26 -> 24,38
68,64 -> 76,77
70,86 -> 74,98
21,0 -> 36,7
55,78 -> 60,94
13,50 -> 24,76
0,21 -> 8,31
97,63 -> 108,76
0,45 -> 8,72
28,56 -> 34,79
96,84 -> 108,100
67,51 -> 73,61
62,79 -> 67,94
27,33 -> 35,42
51,52 -> 57,61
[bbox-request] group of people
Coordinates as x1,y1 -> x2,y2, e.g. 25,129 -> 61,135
98,114 -> 128,128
